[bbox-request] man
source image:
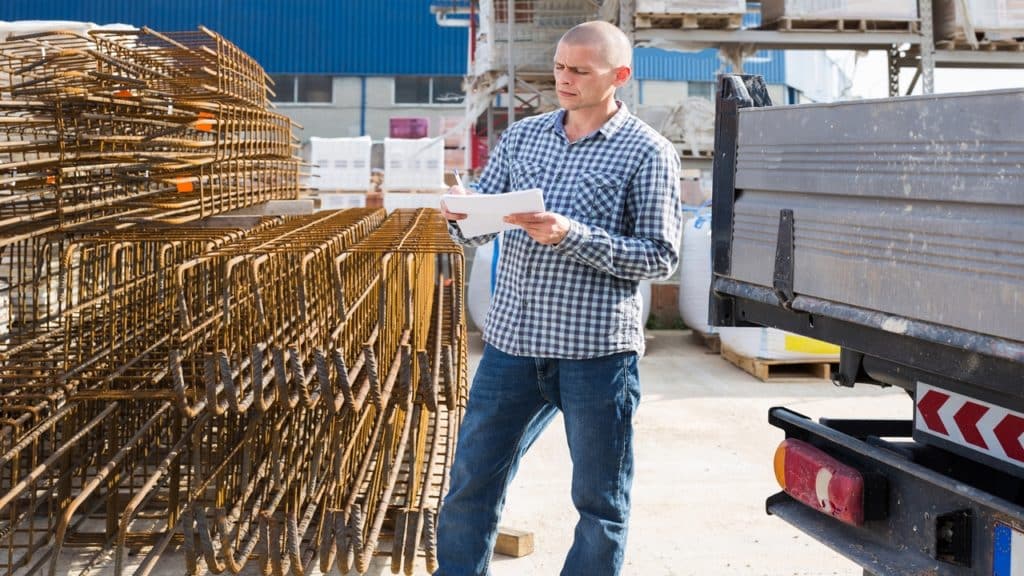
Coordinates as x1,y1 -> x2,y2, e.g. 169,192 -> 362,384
436,20 -> 682,576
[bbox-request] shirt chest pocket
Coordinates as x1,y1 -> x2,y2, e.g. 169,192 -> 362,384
510,160 -> 545,191
572,171 -> 626,233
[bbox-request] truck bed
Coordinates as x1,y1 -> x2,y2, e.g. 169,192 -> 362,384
711,77 -> 1024,404
728,89 -> 1024,344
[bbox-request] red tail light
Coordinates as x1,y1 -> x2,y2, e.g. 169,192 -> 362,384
774,438 -> 865,526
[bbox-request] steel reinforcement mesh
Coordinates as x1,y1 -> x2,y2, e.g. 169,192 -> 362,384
0,25 -> 468,576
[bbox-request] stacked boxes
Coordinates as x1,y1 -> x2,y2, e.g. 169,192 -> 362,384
442,115 -> 470,172
382,137 -> 446,191
934,0 -> 1024,44
305,136 -> 373,191
761,0 -> 918,22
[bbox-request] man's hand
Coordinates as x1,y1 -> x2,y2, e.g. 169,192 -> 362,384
441,184 -> 469,221
504,211 -> 571,245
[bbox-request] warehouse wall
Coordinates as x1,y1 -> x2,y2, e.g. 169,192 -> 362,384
275,77 -> 464,141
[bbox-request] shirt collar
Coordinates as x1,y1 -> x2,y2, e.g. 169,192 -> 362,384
550,100 -> 630,141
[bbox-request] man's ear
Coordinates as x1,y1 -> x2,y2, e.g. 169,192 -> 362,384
613,66 -> 632,87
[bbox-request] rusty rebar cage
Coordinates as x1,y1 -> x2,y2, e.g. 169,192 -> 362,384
0,23 -> 467,576
0,209 -> 467,576
0,27 -> 299,240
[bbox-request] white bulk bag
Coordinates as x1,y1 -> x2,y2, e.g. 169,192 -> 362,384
678,207 -> 715,335
467,238 -> 499,332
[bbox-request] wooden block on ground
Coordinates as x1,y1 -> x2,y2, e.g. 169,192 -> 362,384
494,526 -> 534,558
721,345 -> 836,382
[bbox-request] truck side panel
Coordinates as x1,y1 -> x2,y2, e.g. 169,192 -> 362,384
727,90 -> 1024,344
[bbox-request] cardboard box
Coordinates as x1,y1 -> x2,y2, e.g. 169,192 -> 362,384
441,116 -> 467,148
444,148 -> 468,171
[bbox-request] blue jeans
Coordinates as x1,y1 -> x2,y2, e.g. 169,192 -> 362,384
435,344 -> 641,576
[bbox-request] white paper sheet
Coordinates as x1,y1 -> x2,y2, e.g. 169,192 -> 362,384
443,188 -> 545,237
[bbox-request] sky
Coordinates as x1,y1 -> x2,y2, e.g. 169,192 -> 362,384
850,51 -> 1024,98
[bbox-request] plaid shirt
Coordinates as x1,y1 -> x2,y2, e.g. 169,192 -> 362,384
452,103 -> 682,358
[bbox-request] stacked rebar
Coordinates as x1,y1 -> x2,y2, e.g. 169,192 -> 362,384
0,24 -> 468,576
0,208 -> 467,575
0,26 -> 299,237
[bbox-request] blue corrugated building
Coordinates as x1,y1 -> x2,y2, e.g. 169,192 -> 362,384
4,0 -> 799,154
5,0 -> 469,75
4,0 -> 786,79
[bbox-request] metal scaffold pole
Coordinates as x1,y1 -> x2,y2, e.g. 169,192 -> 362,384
619,0 -> 637,110
507,0 -> 516,124
888,45 -> 901,97
918,0 -> 936,94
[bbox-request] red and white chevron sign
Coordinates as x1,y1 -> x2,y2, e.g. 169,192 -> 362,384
916,382 -> 1024,468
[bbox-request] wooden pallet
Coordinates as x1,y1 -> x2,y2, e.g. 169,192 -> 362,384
691,330 -> 721,354
635,12 -> 743,30
764,17 -> 918,33
721,345 -> 837,382
936,36 -> 1024,52
678,146 -> 714,158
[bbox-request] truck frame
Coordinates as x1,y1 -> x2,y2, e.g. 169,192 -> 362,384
710,74 -> 1024,575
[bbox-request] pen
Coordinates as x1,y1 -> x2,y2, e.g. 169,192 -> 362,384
452,169 -> 464,188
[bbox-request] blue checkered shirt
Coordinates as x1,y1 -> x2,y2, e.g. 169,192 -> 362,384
451,103 -> 682,358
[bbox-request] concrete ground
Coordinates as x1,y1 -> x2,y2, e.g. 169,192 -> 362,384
486,330 -> 911,576
52,329 -> 911,575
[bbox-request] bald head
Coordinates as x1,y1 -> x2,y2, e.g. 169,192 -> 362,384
559,21 -> 632,69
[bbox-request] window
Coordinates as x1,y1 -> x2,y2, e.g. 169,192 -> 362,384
269,74 -> 333,103
298,76 -> 332,103
431,77 -> 465,104
687,81 -> 715,101
270,74 -> 295,103
395,77 -> 430,104
394,76 -> 464,105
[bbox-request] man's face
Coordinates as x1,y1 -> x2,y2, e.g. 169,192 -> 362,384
552,41 -> 624,112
